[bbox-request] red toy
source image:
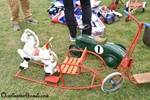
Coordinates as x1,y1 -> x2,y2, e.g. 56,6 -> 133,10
14,48 -> 108,90
125,0 -> 146,21
14,10 -> 150,92
101,10 -> 150,92
109,0 -> 124,10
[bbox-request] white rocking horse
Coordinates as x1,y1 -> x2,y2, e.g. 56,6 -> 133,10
17,29 -> 58,76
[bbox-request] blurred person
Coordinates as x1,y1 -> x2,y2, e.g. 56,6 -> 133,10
63,0 -> 92,41
7,0 -> 39,31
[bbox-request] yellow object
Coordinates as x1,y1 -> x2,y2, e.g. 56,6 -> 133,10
93,36 -> 107,45
42,37 -> 53,50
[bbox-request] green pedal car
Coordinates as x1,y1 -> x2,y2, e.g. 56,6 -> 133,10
69,34 -> 126,69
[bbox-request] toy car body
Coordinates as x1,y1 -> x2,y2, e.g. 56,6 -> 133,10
69,34 -> 126,68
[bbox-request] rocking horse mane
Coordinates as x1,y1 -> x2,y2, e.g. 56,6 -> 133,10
24,29 -> 39,49
52,51 -> 58,62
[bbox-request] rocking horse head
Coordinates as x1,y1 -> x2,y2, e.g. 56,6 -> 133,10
21,29 -> 39,49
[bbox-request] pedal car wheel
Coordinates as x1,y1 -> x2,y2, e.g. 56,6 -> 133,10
101,72 -> 124,93
126,1 -> 130,10
103,54 -> 118,69
117,44 -> 126,51
69,44 -> 81,58
142,2 -> 147,13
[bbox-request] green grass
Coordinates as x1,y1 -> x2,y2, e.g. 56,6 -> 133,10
0,0 -> 150,100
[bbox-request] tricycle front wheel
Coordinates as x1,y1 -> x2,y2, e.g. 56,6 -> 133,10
101,72 -> 124,93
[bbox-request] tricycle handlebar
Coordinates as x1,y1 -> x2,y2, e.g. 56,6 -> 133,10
144,22 -> 150,28
123,10 -> 129,16
123,10 -> 141,27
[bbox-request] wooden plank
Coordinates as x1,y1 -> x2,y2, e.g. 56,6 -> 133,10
62,57 -> 73,73
67,58 -> 78,73
59,57 -> 69,72
133,73 -> 150,84
71,58 -> 81,74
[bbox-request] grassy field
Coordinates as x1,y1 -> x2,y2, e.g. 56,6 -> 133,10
0,0 -> 150,100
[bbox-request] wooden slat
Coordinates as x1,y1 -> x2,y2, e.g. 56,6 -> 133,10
67,58 -> 78,73
60,57 -> 69,71
62,57 -> 73,73
71,58 -> 81,74
133,73 -> 150,84
58,48 -> 87,74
